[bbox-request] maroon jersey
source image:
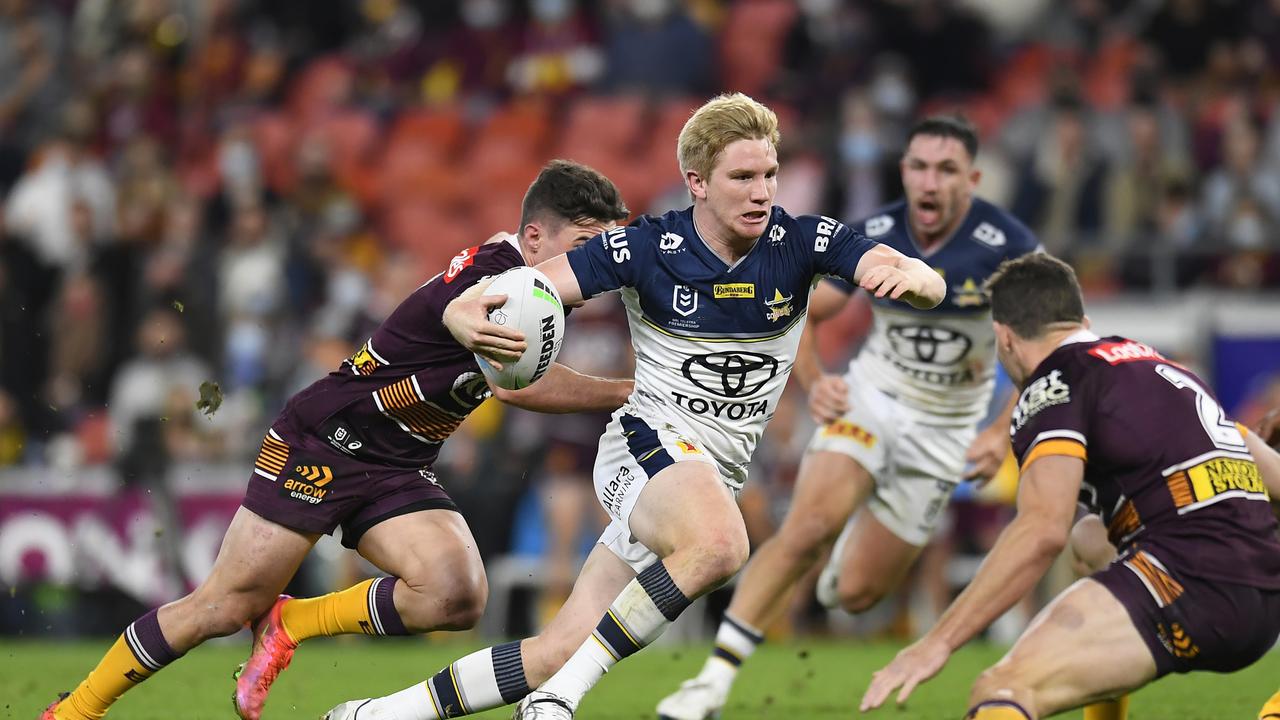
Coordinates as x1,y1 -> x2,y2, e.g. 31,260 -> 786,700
274,238 -> 524,469
1011,333 -> 1280,589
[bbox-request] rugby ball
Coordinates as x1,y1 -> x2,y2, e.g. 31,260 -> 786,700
474,266 -> 566,390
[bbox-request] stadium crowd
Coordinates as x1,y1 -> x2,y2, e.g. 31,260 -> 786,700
1,0 -> 1279,634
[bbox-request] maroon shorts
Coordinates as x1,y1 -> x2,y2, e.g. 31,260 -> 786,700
1094,546 -> 1280,677
242,427 -> 457,549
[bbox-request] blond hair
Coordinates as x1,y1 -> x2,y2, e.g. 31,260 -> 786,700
677,93 -> 780,181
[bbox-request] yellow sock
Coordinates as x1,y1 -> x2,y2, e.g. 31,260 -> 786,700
279,578 -> 403,642
1084,696 -> 1129,720
55,636 -> 155,720
968,701 -> 1032,719
1259,689 -> 1280,719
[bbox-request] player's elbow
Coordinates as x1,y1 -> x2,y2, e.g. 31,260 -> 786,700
1029,523 -> 1069,561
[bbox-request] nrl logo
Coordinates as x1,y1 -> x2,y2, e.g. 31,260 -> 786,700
764,289 -> 793,322
673,284 -> 698,317
768,225 -> 786,245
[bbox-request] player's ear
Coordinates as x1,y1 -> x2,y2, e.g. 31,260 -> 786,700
1082,314 -> 1091,330
993,322 -> 1014,351
969,166 -> 982,187
521,221 -> 543,254
686,170 -> 707,200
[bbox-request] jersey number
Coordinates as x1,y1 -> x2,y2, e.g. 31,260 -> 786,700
1154,364 -> 1246,451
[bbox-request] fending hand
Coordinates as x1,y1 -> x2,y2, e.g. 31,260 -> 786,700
443,279 -> 527,368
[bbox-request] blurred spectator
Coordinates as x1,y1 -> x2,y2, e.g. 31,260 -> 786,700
4,137 -> 115,269
773,0 -> 871,114
601,0 -> 714,95
0,388 -> 22,465
875,0 -> 993,101
1010,95 -> 1107,254
507,0 -> 604,97
1201,113 -> 1280,250
108,306 -> 212,481
1101,100 -> 1194,250
218,200 -> 286,392
419,0 -> 521,105
0,0 -> 65,189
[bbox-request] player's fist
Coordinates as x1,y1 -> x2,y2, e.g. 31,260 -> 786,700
808,374 -> 850,425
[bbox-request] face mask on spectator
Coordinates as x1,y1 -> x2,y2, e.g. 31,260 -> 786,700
531,0 -> 573,23
628,0 -> 672,22
461,0 -> 507,29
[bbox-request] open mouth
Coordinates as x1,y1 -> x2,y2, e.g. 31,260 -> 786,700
742,209 -> 769,224
915,199 -> 941,226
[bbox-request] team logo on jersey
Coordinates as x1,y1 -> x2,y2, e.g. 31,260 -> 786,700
325,422 -> 364,455
1011,369 -> 1071,431
682,351 -> 779,398
675,439 -> 702,454
1089,341 -> 1165,365
768,225 -> 786,245
450,371 -> 493,408
281,464 -> 334,505
971,222 -> 1006,248
952,278 -> 986,307
673,285 -> 699,316
714,283 -> 755,298
865,214 -> 894,238
348,340 -> 385,375
443,246 -> 479,283
886,325 -> 973,364
418,469 -> 443,487
822,419 -> 876,448
659,232 -> 685,252
764,289 -> 793,321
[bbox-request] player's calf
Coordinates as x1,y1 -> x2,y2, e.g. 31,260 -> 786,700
394,571 -> 488,632
967,666 -> 1039,719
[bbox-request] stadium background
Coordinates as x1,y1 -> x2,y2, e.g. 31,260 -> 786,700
1,0 -> 1279,715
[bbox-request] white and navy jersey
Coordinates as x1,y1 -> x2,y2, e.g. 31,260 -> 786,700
567,206 -> 877,487
830,197 -> 1040,426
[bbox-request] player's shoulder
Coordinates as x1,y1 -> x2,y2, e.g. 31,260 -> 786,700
437,237 -> 523,285
854,199 -> 909,240
966,197 -> 1039,256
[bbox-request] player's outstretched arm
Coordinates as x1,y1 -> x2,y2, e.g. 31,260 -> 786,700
443,279 -> 528,368
852,244 -> 945,310
491,362 -> 633,413
533,253 -> 587,307
860,454 -> 1082,712
794,282 -> 852,423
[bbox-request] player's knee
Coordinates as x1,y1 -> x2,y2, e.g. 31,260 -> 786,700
969,665 -> 1033,712
685,527 -> 750,591
833,575 -> 889,614
777,514 -> 840,564
398,569 -> 488,631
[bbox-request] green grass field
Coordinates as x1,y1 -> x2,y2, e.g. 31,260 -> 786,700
3,637 -> 1275,719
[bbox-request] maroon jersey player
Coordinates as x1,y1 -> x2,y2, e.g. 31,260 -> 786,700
42,160 -> 634,720
862,253 -> 1280,720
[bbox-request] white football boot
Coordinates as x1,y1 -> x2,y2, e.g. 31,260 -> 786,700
815,513 -> 858,610
655,677 -> 729,720
511,691 -> 576,719
321,699 -> 371,719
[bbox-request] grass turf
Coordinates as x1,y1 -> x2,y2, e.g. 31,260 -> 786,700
3,637 -> 1275,719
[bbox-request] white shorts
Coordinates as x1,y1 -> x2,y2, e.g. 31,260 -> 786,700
591,407 -> 725,573
805,380 -> 975,546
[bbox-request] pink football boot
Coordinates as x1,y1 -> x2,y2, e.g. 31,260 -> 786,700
233,595 -> 297,720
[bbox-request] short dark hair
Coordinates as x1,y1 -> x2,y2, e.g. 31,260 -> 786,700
519,159 -> 629,229
984,253 -> 1085,339
906,114 -> 979,160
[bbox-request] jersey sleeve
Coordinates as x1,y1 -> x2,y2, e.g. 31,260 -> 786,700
1010,358 -> 1092,472
421,244 -> 520,317
565,225 -> 643,298
797,214 -> 878,284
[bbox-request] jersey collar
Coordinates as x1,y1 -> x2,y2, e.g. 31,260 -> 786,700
1058,329 -> 1100,347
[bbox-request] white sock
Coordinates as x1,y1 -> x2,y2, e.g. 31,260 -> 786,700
697,613 -> 764,688
539,560 -> 692,707
366,641 -> 529,718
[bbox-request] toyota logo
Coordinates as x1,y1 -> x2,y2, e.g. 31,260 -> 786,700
681,352 -> 779,398
886,325 -> 972,365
